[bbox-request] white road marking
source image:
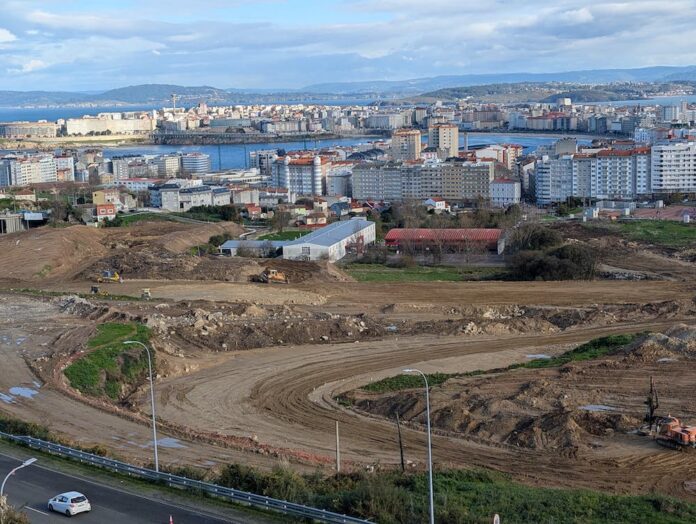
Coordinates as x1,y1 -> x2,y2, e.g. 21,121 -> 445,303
25,506 -> 50,516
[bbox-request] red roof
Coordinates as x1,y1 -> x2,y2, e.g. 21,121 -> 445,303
385,228 -> 502,244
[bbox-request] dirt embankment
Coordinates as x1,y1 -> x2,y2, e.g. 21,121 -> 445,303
553,222 -> 696,280
0,226 -> 107,282
1,221 -> 351,285
0,221 -> 246,283
79,255 -> 353,283
51,292 -> 696,361
347,325 -> 696,458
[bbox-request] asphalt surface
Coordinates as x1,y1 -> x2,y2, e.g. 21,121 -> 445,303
0,454 -> 247,523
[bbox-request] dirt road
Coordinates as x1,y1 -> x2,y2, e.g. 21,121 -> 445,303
153,319 -> 696,498
0,296 -> 300,472
28,279 -> 696,309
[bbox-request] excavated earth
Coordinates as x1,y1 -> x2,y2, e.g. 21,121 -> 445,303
1,220 -> 696,500
346,326 -> 696,460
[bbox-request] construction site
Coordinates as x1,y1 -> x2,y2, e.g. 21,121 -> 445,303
0,217 -> 695,516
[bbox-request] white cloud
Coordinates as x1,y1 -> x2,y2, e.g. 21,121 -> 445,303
0,28 -> 17,42
8,59 -> 47,73
0,0 -> 695,89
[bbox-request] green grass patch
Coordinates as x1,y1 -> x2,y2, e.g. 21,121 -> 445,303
362,372 -> 454,393
517,333 -> 639,369
217,464 -> 696,523
118,213 -> 179,226
258,230 -> 310,241
345,264 -> 504,282
172,211 -> 223,222
618,220 -> 696,248
362,333 -> 641,393
35,264 -> 52,278
64,322 -> 152,400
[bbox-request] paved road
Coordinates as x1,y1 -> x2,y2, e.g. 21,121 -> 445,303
0,454 -> 247,523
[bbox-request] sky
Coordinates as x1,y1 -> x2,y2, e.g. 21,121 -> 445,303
0,0 -> 695,92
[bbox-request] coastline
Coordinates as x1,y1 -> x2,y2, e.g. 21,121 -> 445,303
1,129 -> 614,153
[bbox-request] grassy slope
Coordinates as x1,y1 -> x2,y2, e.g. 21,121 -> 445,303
362,334 -> 639,393
218,464 -> 696,524
118,213 -> 179,226
618,220 -> 696,248
64,322 -> 151,399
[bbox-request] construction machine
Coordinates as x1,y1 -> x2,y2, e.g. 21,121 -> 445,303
90,285 -> 108,297
97,270 -> 123,283
643,376 -> 660,431
254,268 -> 289,284
655,417 -> 696,451
642,377 -> 696,451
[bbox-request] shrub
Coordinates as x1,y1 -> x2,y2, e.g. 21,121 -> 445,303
506,243 -> 597,281
507,223 -> 563,254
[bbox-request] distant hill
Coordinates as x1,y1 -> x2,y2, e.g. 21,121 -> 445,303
301,66 -> 696,95
2,65 -> 696,108
92,84 -> 230,104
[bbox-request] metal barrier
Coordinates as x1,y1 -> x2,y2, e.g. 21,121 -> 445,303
0,431 -> 371,524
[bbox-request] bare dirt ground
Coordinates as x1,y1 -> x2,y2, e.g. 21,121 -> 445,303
1,221 -> 696,501
1,279 -> 693,500
554,221 -> 696,281
0,295 -> 309,472
0,221 -> 244,283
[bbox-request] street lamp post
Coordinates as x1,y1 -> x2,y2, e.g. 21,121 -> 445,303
1,458 -> 37,497
404,368 -> 435,524
124,340 -> 159,472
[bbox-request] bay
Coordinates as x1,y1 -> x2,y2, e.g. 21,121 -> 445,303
103,133 -> 588,171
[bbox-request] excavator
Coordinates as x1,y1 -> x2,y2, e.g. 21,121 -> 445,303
644,376 -> 696,452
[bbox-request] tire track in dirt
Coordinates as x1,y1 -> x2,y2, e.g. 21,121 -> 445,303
157,319 -> 696,498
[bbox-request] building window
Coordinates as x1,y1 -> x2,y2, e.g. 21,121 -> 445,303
302,247 -> 311,255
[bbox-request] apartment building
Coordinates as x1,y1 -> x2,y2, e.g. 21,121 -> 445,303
490,179 -> 522,207
0,154 -> 57,187
249,149 -> 278,177
181,152 -> 211,175
390,129 -> 422,161
272,155 -> 330,196
352,159 -> 494,202
428,123 -> 459,159
535,147 -> 653,203
153,154 -> 182,177
651,142 -> 696,193
160,185 -> 231,212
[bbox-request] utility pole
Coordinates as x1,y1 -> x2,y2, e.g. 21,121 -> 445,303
335,421 -> 341,473
396,413 -> 405,472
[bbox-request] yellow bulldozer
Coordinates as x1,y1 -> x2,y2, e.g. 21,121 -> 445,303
254,268 -> 290,284
96,270 -> 123,283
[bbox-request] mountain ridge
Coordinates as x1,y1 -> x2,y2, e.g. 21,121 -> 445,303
1,65 -> 696,108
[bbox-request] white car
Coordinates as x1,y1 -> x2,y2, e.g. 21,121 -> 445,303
47,491 -> 92,517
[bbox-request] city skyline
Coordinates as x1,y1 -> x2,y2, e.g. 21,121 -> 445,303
1,0 -> 696,91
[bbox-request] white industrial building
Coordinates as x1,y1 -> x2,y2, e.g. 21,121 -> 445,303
220,218 -> 375,262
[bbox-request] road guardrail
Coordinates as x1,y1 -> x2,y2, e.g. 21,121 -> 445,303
0,431 -> 372,523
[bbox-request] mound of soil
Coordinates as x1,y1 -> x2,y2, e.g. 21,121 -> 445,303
0,226 -> 107,282
79,249 -> 353,283
348,325 -> 696,455
147,304 -> 385,351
